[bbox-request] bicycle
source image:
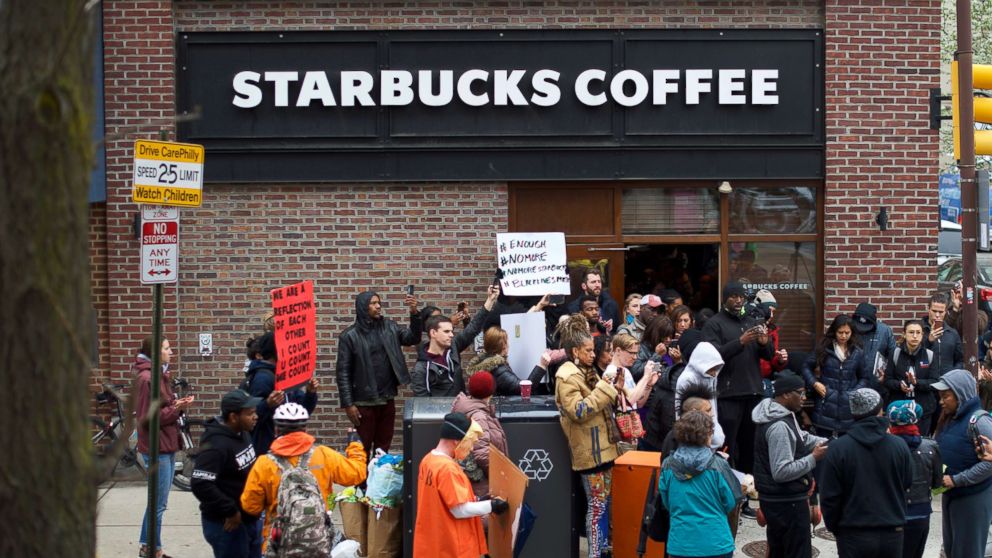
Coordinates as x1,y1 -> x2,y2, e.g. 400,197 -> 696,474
171,376 -> 205,492
91,383 -> 145,477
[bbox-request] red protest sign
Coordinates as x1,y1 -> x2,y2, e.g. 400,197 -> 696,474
270,280 -> 317,392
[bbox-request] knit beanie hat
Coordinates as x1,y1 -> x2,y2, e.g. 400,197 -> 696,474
886,400 -> 922,426
722,282 -> 746,302
440,412 -> 472,440
754,289 -> 778,309
468,371 -> 496,399
772,372 -> 805,396
849,388 -> 883,420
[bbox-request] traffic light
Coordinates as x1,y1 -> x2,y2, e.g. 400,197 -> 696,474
952,61 -> 992,159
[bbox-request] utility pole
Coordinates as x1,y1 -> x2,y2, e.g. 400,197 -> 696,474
957,0 -> 979,375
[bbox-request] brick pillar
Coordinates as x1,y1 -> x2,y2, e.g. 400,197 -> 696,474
103,0 -> 177,380
823,0 -> 941,325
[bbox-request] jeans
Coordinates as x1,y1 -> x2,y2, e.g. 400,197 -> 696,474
202,516 -> 262,558
139,452 -> 176,550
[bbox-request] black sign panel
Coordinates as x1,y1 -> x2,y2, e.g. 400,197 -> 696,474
177,30 -> 824,182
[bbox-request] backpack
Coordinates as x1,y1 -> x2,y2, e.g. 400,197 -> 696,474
265,449 -> 332,558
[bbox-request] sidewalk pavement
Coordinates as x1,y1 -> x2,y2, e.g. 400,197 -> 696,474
97,478 -> 945,558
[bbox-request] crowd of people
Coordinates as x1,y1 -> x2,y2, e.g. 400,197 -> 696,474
129,266 -> 992,558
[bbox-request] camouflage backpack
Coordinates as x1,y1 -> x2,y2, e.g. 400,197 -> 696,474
265,449 -> 332,558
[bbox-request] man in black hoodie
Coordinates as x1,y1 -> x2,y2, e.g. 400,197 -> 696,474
335,290 -> 420,455
191,389 -> 262,558
702,281 -> 773,516
820,388 -> 913,558
243,331 -> 318,456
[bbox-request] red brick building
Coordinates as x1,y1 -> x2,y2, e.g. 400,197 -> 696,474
93,0 -> 940,441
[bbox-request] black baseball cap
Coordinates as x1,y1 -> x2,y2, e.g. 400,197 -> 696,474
221,389 -> 262,415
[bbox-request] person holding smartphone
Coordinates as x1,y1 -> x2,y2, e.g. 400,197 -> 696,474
884,320 -> 939,434
923,293 -> 963,431
335,287 -> 421,456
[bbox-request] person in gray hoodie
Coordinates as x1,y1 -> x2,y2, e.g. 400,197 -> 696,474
675,341 -> 726,450
752,372 -> 829,558
933,368 -> 992,558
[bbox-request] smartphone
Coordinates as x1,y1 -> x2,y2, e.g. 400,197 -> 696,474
457,302 -> 467,312
550,294 -> 566,305
407,284 -> 415,296
934,319 -> 944,330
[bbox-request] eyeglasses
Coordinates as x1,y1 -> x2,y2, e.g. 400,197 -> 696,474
793,389 -> 807,398
620,348 -> 639,356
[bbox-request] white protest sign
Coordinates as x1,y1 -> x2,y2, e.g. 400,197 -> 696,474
501,312 -> 547,380
496,232 -> 570,296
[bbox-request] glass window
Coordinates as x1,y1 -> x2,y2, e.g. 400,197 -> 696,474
622,188 -> 719,235
729,186 -> 816,234
730,242 -> 817,352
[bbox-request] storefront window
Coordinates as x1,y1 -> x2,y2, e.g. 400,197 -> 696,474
622,188 -> 720,235
730,241 -> 817,353
729,186 -> 816,234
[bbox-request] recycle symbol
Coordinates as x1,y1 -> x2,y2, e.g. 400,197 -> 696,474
518,449 -> 554,481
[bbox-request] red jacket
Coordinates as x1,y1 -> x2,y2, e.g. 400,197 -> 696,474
133,356 -> 181,454
759,326 -> 787,378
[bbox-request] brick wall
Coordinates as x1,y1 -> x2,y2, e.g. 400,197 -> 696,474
823,0 -> 940,324
97,0 -> 936,444
173,0 -> 825,30
174,183 -> 507,440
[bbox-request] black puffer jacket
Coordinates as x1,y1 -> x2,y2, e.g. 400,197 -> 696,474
335,291 -> 422,407
643,330 -> 703,450
701,308 -> 773,398
883,343 -> 938,416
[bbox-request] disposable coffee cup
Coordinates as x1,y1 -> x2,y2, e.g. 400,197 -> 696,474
520,380 -> 533,402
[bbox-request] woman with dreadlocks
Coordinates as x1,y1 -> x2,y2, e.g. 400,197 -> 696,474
555,313 -> 620,558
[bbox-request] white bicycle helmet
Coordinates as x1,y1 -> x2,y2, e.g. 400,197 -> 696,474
273,402 -> 309,427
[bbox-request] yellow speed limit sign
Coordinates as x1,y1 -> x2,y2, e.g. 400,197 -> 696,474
132,140 -> 205,207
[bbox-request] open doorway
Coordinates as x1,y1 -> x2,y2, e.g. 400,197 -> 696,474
624,244 -> 720,314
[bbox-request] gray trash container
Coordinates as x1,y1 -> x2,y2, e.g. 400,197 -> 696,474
402,395 -> 579,558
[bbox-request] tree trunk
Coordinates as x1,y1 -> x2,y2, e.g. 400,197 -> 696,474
0,1 -> 97,556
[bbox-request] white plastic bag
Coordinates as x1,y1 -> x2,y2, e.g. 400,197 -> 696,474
331,539 -> 361,558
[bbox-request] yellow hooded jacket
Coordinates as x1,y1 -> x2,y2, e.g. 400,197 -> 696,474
240,431 -> 367,545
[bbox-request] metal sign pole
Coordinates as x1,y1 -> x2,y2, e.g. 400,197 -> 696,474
957,0 -> 979,373
147,282 -> 163,554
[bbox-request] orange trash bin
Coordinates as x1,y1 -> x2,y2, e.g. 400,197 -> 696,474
611,450 -> 665,558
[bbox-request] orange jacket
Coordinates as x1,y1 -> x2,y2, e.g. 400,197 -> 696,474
240,431 -> 367,543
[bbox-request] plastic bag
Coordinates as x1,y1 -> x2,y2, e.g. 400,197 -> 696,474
366,450 -> 403,506
331,539 -> 361,558
335,486 -> 364,503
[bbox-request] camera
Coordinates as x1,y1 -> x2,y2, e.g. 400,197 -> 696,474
742,291 -> 771,330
